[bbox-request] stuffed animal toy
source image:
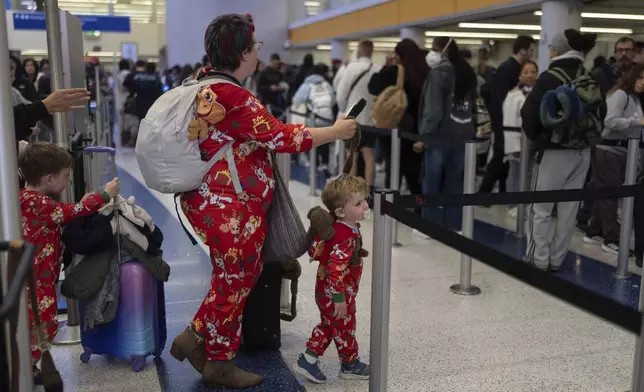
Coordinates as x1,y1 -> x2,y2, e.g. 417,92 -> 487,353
307,206 -> 335,241
188,86 -> 226,141
306,206 -> 368,266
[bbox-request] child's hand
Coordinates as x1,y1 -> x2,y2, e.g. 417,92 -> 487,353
105,177 -> 121,198
333,301 -> 347,319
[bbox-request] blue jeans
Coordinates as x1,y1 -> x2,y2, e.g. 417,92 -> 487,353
421,145 -> 465,231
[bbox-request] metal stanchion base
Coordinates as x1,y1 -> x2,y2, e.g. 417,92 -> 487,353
52,320 -> 81,345
615,271 -> 632,280
450,284 -> 481,296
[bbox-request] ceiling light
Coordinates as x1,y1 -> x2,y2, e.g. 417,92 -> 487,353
459,22 -> 540,31
304,1 -> 321,6
426,39 -> 485,46
349,41 -> 398,48
316,44 -> 332,50
534,10 -> 644,21
426,31 -> 519,39
458,22 -> 632,35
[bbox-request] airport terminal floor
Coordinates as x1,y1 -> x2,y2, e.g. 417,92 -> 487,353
36,146 -> 641,392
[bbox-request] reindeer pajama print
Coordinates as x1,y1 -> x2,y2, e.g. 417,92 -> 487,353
180,78 -> 313,361
306,221 -> 363,364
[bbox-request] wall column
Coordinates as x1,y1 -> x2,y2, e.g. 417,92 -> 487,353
538,0 -> 582,72
331,39 -> 349,61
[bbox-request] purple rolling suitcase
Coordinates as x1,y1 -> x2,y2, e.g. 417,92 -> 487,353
78,146 -> 167,372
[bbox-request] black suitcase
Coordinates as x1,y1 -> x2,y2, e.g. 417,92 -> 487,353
241,262 -> 283,351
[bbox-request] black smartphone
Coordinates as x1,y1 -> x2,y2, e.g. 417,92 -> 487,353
346,98 -> 367,118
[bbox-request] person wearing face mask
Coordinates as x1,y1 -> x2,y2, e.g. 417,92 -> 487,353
478,36 -> 536,195
502,60 -> 538,218
417,37 -> 478,233
521,29 -> 604,272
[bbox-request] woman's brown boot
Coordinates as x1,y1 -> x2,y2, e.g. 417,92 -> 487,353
169,328 -> 207,373
202,360 -> 263,389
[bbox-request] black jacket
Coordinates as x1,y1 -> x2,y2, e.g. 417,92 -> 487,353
257,67 -> 285,108
521,57 -> 607,150
489,57 -> 521,143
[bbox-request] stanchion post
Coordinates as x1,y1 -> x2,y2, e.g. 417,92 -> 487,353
631,312 -> 644,392
450,141 -> 481,296
390,128 -> 402,248
309,147 -> 318,196
616,138 -> 638,279
45,0 -> 81,345
0,2 -> 35,389
369,191 -> 394,392
95,65 -> 103,146
516,133 -> 530,238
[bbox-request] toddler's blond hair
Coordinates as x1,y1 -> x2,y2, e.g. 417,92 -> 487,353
321,175 -> 370,217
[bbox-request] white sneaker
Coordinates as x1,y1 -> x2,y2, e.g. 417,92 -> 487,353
582,235 -> 602,245
413,229 -> 431,240
601,242 -> 619,255
507,207 -> 517,219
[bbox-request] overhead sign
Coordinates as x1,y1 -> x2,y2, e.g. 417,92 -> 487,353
13,12 -> 131,33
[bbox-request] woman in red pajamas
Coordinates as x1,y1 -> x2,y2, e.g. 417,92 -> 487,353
168,13 -> 358,389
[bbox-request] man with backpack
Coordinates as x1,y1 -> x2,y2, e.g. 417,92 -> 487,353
521,29 -> 606,272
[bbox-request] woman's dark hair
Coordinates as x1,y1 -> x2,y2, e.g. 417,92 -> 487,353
308,63 -> 328,77
433,37 -> 477,102
394,38 -> 429,98
204,13 -> 255,72
9,56 -> 25,80
521,60 -> 538,72
39,58 -> 49,70
302,54 -> 314,69
119,59 -> 131,71
564,29 -> 597,54
611,63 -> 644,96
22,58 -> 38,76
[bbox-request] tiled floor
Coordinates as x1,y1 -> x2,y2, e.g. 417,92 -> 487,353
42,150 -> 639,392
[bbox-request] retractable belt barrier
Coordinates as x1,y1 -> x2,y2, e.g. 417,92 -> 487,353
380,197 -> 642,334
398,184 -> 644,209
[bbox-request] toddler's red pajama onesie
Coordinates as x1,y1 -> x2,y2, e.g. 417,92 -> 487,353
306,221 -> 364,365
20,189 -> 110,363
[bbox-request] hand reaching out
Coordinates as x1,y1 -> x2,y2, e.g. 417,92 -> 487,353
42,88 -> 91,113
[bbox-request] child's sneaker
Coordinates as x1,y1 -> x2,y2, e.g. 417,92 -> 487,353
339,359 -> 370,380
294,353 -> 327,384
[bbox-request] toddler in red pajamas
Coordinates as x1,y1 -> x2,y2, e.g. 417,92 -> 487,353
18,142 -> 120,382
294,174 -> 371,384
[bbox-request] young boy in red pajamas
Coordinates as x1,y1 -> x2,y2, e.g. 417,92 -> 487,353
295,174 -> 371,383
18,142 -> 120,382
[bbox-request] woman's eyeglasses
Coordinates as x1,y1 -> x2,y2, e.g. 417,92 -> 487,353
254,41 -> 264,50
